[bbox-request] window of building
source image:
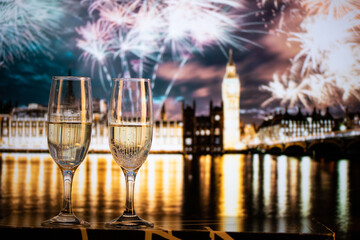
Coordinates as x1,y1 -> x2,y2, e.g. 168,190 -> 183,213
156,128 -> 160,136
206,129 -> 210,135
185,137 -> 192,145
24,127 -> 29,137
215,128 -> 220,135
215,115 -> 220,121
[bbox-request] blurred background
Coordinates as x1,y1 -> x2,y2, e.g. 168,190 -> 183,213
0,0 -> 360,239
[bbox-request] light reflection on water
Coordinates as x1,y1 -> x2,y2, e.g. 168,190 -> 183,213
337,160 -> 349,233
301,156 -> 311,218
0,152 -> 357,236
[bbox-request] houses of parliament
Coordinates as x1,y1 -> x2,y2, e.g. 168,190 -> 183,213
1,50 -> 357,153
0,50 -> 244,153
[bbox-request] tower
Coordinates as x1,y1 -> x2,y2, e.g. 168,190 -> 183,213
222,49 -> 241,150
161,103 -> 167,121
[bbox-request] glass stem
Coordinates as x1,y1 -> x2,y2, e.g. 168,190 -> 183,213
61,169 -> 74,215
123,171 -> 136,216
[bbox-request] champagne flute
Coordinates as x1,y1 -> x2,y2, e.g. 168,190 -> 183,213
42,76 -> 92,226
106,78 -> 153,228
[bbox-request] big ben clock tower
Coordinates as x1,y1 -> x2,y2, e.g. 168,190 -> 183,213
222,49 -> 241,150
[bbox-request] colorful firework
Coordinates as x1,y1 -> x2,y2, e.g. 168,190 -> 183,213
289,12 -> 360,76
76,21 -> 112,69
260,73 -> 311,108
76,0 -> 259,114
260,0 -> 360,110
76,21 -> 113,89
300,0 -> 360,17
77,0 -> 246,68
0,0 -> 66,66
163,0 -> 242,56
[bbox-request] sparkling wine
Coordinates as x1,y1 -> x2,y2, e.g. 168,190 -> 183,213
109,124 -> 152,171
48,122 -> 92,169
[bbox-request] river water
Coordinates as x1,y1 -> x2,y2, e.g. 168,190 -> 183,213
0,152 -> 359,239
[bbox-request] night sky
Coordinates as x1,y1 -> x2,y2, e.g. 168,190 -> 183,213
1,0 -> 359,125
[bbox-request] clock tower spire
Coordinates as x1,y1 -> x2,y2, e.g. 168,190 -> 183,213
222,49 -> 241,150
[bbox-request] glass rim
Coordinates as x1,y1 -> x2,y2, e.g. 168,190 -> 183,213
52,76 -> 91,81
112,78 -> 150,82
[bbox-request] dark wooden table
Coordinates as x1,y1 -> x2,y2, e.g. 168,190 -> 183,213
0,214 -> 335,240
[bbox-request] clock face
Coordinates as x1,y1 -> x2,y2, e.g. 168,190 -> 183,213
224,83 -> 239,97
222,78 -> 240,100
227,85 -> 236,94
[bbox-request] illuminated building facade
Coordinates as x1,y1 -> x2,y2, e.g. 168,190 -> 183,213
0,100 -> 110,151
1,101 -> 359,153
222,49 -> 241,150
182,100 -> 223,154
1,50 -> 245,153
341,109 -> 360,131
0,101 -> 184,153
0,104 -> 47,150
89,99 -> 109,151
243,123 -> 257,145
257,108 -> 336,144
152,104 -> 183,152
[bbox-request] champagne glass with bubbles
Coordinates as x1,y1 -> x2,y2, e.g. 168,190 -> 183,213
106,78 -> 153,228
42,76 -> 92,226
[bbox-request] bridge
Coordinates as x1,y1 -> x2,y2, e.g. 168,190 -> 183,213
249,129 -> 360,157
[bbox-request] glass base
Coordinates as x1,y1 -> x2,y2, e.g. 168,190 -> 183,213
105,214 -> 154,229
42,213 -> 89,227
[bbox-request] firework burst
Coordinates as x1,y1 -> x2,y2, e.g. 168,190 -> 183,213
76,0 -> 258,108
0,0 -> 66,66
300,0 -> 360,18
75,20 -> 114,89
260,73 -> 312,108
289,12 -> 360,76
163,0 -> 242,56
260,0 -> 360,110
76,21 -> 112,69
